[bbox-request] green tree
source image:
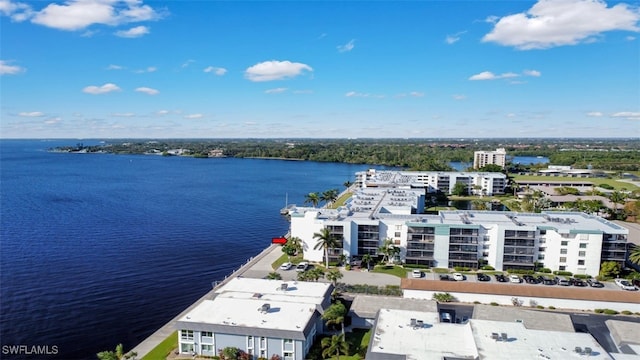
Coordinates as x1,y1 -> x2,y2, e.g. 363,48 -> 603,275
629,245 -> 640,266
307,267 -> 325,281
321,334 -> 349,360
96,344 -> 136,360
432,292 -> 456,303
609,191 -> 627,219
472,199 -> 488,210
313,227 -> 341,269
361,254 -> 373,271
599,261 -> 622,279
266,271 -> 282,280
343,180 -> 353,190
477,164 -> 503,172
304,192 -> 320,207
321,189 -> 339,207
282,236 -> 303,261
378,238 -> 399,265
452,182 -> 468,196
322,302 -> 347,335
325,269 -> 343,286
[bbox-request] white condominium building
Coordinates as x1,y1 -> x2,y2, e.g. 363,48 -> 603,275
474,148 -> 507,169
355,169 -> 507,196
290,173 -> 628,276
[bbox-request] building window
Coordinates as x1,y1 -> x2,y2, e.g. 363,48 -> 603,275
283,351 -> 294,360
559,257 -> 567,263
561,241 -> 568,246
540,230 -> 546,235
260,336 -> 267,350
395,225 -> 402,230
201,331 -> 213,338
260,350 -> 266,357
180,330 -> 194,341
579,243 -> 587,249
201,344 -> 214,355
559,266 -> 566,271
395,232 -> 401,238
180,343 -> 194,354
247,335 -> 254,349
578,260 -> 585,266
560,249 -> 567,254
578,251 -> 586,257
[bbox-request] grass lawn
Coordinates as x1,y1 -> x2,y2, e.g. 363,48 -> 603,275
271,252 -> 303,270
513,174 -> 639,191
332,192 -> 353,209
371,265 -> 409,278
141,331 -> 177,360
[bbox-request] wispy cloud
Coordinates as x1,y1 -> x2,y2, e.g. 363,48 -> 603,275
112,112 -> 135,117
18,111 -> 44,117
156,110 -> 170,115
106,64 -> 124,70
469,71 -> 519,81
82,83 -> 121,94
482,0 -> 640,49
245,60 -> 313,82
611,112 -> 640,120
184,113 -> 203,119
345,91 -> 385,98
204,66 -> 227,76
445,31 -> 467,44
134,66 -> 157,73
0,60 -> 26,75
337,39 -> 356,52
586,111 -> 603,117
115,25 -> 150,38
452,94 -> 467,100
523,69 -> 541,77
265,87 -> 287,94
135,87 -> 159,95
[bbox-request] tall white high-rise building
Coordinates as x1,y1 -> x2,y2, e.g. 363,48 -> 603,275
474,148 -> 507,169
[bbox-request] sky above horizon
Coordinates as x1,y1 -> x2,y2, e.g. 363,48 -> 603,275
1,0 -> 639,139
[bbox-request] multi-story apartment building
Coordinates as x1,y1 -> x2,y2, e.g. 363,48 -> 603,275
355,169 -> 506,196
290,173 -> 628,276
473,148 -> 507,169
175,278 -> 333,359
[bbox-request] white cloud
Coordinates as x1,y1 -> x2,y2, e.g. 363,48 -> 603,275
445,31 -> 467,44
184,113 -> 203,119
245,60 -> 313,82
452,94 -> 467,100
134,66 -> 156,73
345,91 -> 385,98
115,25 -> 149,38
293,89 -> 313,94
0,0 -> 33,21
483,0 -> 640,50
627,35 -> 637,40
135,86 -> 159,95
181,59 -> 195,68
82,83 -> 121,94
611,111 -> 640,119
587,111 -> 603,117
0,60 -> 25,75
156,110 -> 169,115
27,0 -> 163,31
107,64 -> 124,70
265,87 -> 287,94
409,91 -> 424,97
523,69 -> 542,77
18,111 -> 44,117
204,66 -> 227,75
337,39 -> 356,52
112,112 -> 135,117
44,117 -> 61,124
469,71 -> 519,80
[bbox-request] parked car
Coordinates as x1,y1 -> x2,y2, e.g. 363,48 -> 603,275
572,279 -> 587,287
543,277 -> 556,285
523,275 -> 540,284
452,272 -> 465,281
558,279 -> 570,286
440,274 -> 455,281
587,279 -> 604,288
477,273 -> 491,282
495,274 -> 508,282
509,275 -> 522,283
440,312 -> 452,323
614,278 -> 637,291
279,262 -> 293,270
412,269 -> 423,278
295,262 -> 309,272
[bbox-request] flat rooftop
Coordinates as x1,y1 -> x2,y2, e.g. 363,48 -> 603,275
214,277 -> 331,303
350,295 -> 438,319
472,304 -> 575,332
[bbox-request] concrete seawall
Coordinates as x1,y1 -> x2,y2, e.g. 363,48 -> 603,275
130,243 -> 279,358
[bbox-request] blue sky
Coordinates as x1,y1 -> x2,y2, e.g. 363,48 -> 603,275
1,0 -> 639,138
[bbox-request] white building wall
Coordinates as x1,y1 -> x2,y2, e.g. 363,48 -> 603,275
433,234 -> 450,269
290,210 -> 325,263
403,290 -> 640,313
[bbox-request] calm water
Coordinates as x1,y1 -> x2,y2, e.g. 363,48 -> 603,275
0,140 -> 378,360
449,156 -> 549,171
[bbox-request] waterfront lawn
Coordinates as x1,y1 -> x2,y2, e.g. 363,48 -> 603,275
271,252 -> 303,270
331,192 -> 353,209
141,331 -> 177,360
371,265 -> 408,278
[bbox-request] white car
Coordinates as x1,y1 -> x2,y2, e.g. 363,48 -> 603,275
412,269 -> 422,278
509,275 -> 522,283
295,262 -> 309,272
452,272 -> 465,281
279,262 -> 292,270
614,278 -> 637,291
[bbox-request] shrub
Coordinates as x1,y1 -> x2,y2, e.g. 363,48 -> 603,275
594,309 -> 605,314
548,306 -> 556,310
536,305 -> 544,309
539,268 -> 552,273
490,302 -> 499,306
508,269 -> 535,275
403,263 -> 429,269
604,309 -> 619,315
553,271 -> 573,276
621,310 -> 633,315
473,301 -> 481,304
454,266 -> 471,272
600,183 -> 614,190
481,265 -> 495,270
573,274 -> 591,279
433,292 -> 456,303
345,264 -> 351,271
433,268 -> 450,273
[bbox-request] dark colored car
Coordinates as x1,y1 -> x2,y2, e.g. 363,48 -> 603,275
543,278 -> 556,285
524,275 -> 540,284
440,274 -> 454,281
477,273 -> 491,282
587,279 -> 604,288
572,279 -> 587,287
495,274 -> 508,282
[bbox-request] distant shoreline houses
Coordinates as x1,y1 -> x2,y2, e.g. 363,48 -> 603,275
290,170 -> 629,277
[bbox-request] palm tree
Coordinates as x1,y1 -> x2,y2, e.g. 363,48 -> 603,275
97,344 -> 136,360
325,269 -> 343,286
282,236 -> 303,260
609,191 -> 626,219
378,238 -> 399,265
321,334 -> 348,359
304,192 -> 320,207
343,180 -> 353,190
629,245 -> 640,266
266,271 -> 282,280
313,227 -> 341,269
321,189 -> 339,207
361,254 -> 373,271
322,302 -> 347,335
